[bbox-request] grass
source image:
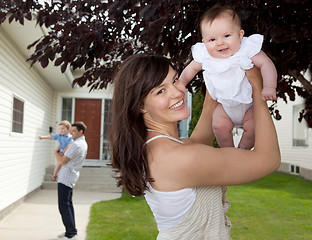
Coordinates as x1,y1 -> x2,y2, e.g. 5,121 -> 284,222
86,172 -> 312,240
86,191 -> 158,240
227,172 -> 312,240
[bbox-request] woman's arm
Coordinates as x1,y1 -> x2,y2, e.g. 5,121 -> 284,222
167,67 -> 280,188
186,90 -> 217,146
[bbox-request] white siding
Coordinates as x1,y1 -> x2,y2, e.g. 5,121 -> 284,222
273,94 -> 312,171
0,28 -> 54,211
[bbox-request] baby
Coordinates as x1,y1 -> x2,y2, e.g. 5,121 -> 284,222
39,120 -> 73,181
180,6 -> 277,149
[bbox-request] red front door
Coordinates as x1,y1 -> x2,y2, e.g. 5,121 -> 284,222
75,99 -> 101,159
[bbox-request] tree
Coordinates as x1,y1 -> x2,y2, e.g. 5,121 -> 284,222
188,88 -> 219,147
188,88 -> 205,136
0,0 -> 311,125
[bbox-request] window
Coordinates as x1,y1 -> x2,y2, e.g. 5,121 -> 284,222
12,96 -> 24,133
290,165 -> 300,175
62,98 -> 72,122
102,99 -> 112,160
293,104 -> 308,147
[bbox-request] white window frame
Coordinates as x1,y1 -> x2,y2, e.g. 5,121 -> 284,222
11,95 -> 25,134
290,164 -> 300,175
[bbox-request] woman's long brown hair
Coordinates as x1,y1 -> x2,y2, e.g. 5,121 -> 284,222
109,54 -> 173,196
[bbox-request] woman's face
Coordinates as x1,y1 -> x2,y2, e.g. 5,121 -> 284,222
142,66 -> 190,124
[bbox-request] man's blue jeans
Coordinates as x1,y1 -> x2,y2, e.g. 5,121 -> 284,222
58,183 -> 77,238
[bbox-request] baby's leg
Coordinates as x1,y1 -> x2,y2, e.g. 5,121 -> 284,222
238,106 -> 255,149
212,103 -> 234,147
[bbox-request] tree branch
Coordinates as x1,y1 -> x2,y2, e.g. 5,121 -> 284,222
288,70 -> 312,95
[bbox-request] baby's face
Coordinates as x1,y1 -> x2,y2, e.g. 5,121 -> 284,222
201,14 -> 244,59
59,125 -> 70,136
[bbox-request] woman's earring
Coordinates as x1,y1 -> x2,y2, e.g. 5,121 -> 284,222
140,107 -> 147,113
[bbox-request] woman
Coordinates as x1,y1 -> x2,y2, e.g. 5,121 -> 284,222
110,54 -> 280,239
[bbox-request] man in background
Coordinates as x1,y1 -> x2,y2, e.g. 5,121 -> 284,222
54,121 -> 88,240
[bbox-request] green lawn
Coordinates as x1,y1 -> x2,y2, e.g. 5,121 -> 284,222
86,172 -> 312,240
227,172 -> 312,240
86,191 -> 158,240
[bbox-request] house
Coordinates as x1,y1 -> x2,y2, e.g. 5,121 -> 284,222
273,80 -> 312,181
0,19 -> 115,218
0,18 -> 191,218
233,75 -> 312,181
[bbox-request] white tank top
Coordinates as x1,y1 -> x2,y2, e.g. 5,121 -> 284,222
144,130 -> 197,231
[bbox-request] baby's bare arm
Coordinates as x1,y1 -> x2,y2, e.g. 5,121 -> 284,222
251,51 -> 277,101
38,135 -> 52,140
179,60 -> 202,86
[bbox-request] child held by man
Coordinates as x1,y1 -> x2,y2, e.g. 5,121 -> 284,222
39,120 -> 73,181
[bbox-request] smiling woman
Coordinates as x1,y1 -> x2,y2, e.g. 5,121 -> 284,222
109,54 -> 280,239
142,67 -> 190,125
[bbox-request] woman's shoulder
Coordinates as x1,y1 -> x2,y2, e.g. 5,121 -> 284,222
147,139 -> 202,190
146,135 -> 185,154
147,137 -> 213,172
146,136 -> 192,165
148,140 -> 222,190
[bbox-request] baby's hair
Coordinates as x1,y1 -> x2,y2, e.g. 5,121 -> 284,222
200,6 -> 242,35
58,120 -> 71,130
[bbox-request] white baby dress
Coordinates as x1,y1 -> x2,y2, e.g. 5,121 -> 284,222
192,34 -> 263,126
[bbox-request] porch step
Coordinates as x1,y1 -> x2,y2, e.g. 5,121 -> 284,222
42,166 -> 122,193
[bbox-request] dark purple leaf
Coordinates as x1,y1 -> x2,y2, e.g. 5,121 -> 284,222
0,0 -> 311,126
54,57 -> 64,67
40,56 -> 49,68
61,62 -> 68,73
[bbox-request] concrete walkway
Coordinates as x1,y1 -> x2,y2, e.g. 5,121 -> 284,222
0,189 -> 121,240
